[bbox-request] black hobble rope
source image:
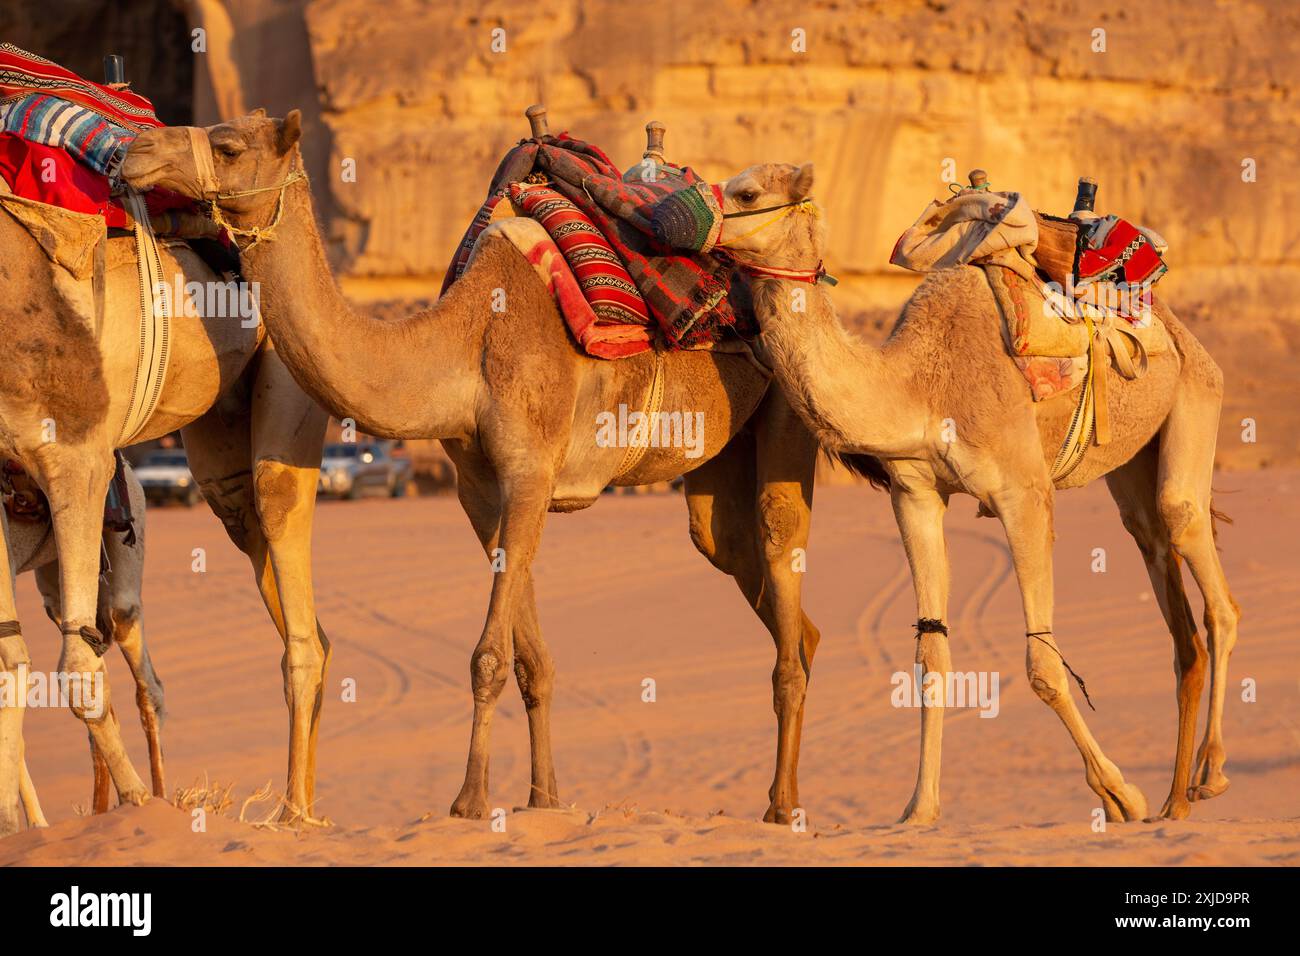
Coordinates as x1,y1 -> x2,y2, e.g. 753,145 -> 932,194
915,618 -> 949,638
1028,630 -> 1094,711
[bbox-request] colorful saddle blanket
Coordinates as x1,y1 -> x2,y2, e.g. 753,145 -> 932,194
0,44 -> 191,225
442,133 -> 755,358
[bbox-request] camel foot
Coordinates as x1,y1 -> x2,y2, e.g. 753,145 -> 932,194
0,808 -> 21,839
527,791 -> 562,810
1188,774 -> 1230,802
763,803 -> 794,825
1101,782 -> 1148,822
1156,794 -> 1193,821
897,801 -> 940,825
450,790 -> 490,820
119,787 -> 150,808
275,804 -> 332,828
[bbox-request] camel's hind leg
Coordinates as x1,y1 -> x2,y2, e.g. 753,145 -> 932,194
449,445 -> 560,811
991,477 -> 1148,822
889,467 -> 952,825
447,440 -> 553,820
684,390 -> 820,824
1155,371 -> 1239,803
1105,440 -> 1207,819
181,349 -> 331,825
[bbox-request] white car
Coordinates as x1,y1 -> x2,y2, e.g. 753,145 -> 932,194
133,449 -> 202,506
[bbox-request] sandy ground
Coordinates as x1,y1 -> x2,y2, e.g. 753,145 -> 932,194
3,470 -> 1298,866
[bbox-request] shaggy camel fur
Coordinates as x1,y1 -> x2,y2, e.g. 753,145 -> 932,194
0,172 -> 330,837
2,463 -> 165,826
121,110 -> 863,823
709,163 -> 1239,823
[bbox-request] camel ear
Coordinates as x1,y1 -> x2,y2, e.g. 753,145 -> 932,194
791,163 -> 814,201
250,107 -> 267,118
277,109 -> 303,155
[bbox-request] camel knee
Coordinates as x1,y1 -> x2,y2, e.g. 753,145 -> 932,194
254,458 -> 305,543
757,489 -> 804,561
1026,643 -> 1067,706
513,651 -> 554,709
470,645 -> 510,702
688,513 -> 746,575
772,656 -> 807,713
281,631 -> 325,704
1157,490 -> 1208,551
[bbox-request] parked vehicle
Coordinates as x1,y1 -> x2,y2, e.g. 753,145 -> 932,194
134,449 -> 202,506
317,441 -> 414,499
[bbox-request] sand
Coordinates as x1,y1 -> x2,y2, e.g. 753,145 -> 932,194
4,469 -> 1298,866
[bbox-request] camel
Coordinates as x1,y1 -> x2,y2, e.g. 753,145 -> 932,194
2,462 -> 165,827
695,162 -> 1239,823
121,109 -> 880,824
0,166 -> 331,837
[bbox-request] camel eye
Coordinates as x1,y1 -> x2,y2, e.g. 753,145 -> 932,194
737,189 -> 759,204
213,142 -> 243,159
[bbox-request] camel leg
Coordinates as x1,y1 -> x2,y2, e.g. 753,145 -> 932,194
752,391 -> 819,823
1155,385 -> 1239,803
892,474 -> 952,825
0,515 -> 32,834
182,349 -> 330,824
19,754 -> 47,827
40,447 -> 149,809
249,348 -> 330,823
992,481 -> 1148,822
451,449 -> 560,809
1104,442 -> 1207,819
683,393 -> 820,824
450,457 -> 552,820
102,482 -> 166,799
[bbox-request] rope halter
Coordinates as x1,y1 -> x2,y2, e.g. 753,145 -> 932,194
716,195 -> 835,285
188,126 -> 307,249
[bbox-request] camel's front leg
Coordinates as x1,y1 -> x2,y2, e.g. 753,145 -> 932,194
890,476 -> 952,825
0,507 -> 31,834
752,391 -> 820,824
19,754 -> 48,827
993,482 -> 1147,822
451,469 -> 552,820
42,447 -> 149,810
449,448 -> 560,811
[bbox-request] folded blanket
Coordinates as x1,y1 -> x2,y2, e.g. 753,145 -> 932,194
0,43 -> 162,132
0,92 -> 137,180
443,133 -> 750,351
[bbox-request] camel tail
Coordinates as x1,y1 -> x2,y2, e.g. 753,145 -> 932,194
824,450 -> 891,491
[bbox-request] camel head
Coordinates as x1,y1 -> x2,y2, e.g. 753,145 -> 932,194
714,163 -> 824,272
123,109 -> 304,238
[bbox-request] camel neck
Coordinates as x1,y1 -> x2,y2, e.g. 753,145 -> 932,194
237,179 -> 479,440
753,279 -> 927,457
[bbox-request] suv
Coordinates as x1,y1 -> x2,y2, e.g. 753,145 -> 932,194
318,442 -> 413,499
134,449 -> 202,506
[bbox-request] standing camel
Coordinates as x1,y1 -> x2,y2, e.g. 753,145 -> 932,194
3,461 -> 165,827
0,171 -> 330,836
121,110 -> 877,824
688,162 -> 1238,823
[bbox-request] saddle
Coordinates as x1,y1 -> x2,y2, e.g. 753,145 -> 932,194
891,173 -> 1173,481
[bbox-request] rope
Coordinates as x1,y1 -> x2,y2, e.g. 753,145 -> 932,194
613,350 -> 665,480
915,618 -> 949,637
206,163 -> 308,250
1028,630 -> 1095,711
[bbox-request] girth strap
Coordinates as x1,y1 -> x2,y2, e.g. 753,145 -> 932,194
116,188 -> 171,446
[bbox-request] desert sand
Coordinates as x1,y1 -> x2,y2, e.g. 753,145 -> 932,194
3,468 -> 1297,866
